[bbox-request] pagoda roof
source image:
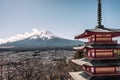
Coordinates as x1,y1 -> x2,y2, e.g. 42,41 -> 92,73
75,27 -> 120,39
87,44 -> 120,49
69,71 -> 90,80
87,26 -> 120,33
69,71 -> 120,80
74,44 -> 120,50
71,58 -> 120,67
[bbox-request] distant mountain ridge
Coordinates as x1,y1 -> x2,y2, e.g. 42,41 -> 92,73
0,29 -> 83,51
0,29 -> 56,44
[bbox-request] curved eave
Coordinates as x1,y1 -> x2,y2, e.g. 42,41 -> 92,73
74,44 -> 120,50
71,58 -> 90,66
86,44 -> 120,49
86,47 -> 120,50
75,30 -> 120,39
73,45 -> 85,50
71,58 -> 120,67
112,32 -> 120,37
69,71 -> 87,80
75,30 -> 91,39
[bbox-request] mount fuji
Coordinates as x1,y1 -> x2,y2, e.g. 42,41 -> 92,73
0,29 -> 83,51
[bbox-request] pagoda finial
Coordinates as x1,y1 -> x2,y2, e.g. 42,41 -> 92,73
98,0 -> 102,26
96,0 -> 104,28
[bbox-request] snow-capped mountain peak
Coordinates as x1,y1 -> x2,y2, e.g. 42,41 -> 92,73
0,28 -> 83,51
0,29 -> 56,44
29,28 -> 55,39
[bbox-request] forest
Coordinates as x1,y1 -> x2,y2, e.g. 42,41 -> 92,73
0,50 -> 75,80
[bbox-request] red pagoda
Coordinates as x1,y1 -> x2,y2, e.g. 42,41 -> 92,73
69,0 -> 120,80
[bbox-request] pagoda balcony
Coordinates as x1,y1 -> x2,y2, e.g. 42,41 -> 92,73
86,40 -> 117,44
84,53 -> 120,60
84,70 -> 120,77
84,66 -> 120,77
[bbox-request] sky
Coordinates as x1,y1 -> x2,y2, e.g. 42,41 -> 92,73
0,0 -> 120,40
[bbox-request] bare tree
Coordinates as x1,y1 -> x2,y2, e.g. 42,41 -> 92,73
0,54 -> 3,80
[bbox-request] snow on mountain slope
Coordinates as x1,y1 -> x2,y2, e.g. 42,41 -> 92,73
0,29 -> 83,51
0,29 -> 56,44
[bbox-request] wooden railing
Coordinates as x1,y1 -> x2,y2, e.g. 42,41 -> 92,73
83,52 -> 120,60
96,40 -> 117,44
86,40 -> 117,44
84,70 -> 120,77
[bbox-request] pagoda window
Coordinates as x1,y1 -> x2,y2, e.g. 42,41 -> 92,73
96,37 -> 111,41
95,67 -> 115,74
96,34 -> 111,37
92,38 -> 95,41
92,35 -> 95,37
87,67 -> 90,72
96,52 -> 113,58
95,49 -> 114,58
88,34 -> 112,43
95,34 -> 112,43
92,52 -> 95,57
91,67 -> 95,73
88,52 -> 90,57
88,35 -> 95,42
96,37 -> 111,40
88,49 -> 95,57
